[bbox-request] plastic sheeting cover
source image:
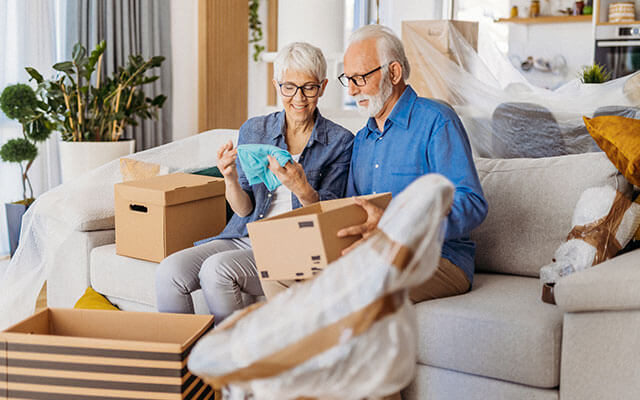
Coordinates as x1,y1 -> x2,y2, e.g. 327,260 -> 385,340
402,21 -> 640,158
0,130 -> 238,329
188,174 -> 455,400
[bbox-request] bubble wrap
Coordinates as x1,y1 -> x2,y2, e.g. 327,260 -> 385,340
188,174 -> 455,400
403,22 -> 640,158
0,130 -> 238,329
540,186 -> 640,285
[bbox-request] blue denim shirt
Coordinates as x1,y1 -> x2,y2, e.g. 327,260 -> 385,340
346,86 -> 488,284
200,109 -> 354,243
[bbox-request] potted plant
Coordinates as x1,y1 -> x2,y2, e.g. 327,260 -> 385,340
580,63 -> 612,84
26,41 -> 167,182
0,83 -> 54,256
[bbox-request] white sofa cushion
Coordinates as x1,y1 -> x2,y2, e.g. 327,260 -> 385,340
90,244 -> 260,315
90,244 -> 211,314
472,152 -> 631,277
404,365 -> 558,400
415,273 -> 563,389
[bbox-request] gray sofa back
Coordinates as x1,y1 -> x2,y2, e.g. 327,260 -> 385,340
470,152 -> 631,277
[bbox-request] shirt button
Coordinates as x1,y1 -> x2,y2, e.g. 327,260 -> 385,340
375,164 -> 379,168
268,193 -> 272,198
259,214 -> 264,218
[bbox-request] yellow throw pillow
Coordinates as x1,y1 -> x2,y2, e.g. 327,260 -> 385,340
583,115 -> 640,186
74,287 -> 119,310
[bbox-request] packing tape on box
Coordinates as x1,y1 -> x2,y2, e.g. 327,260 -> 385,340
566,190 -> 629,265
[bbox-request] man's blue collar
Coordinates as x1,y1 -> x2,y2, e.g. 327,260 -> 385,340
365,85 -> 417,135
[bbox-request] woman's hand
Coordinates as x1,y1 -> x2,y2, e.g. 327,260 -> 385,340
217,140 -> 253,217
267,155 -> 319,206
216,141 -> 238,182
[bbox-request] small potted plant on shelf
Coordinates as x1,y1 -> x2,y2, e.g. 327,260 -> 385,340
0,83 -> 54,256
580,63 -> 612,84
26,41 -> 167,182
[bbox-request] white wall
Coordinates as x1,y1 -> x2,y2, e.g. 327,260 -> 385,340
170,0 -> 199,141
248,0 -> 270,119
507,23 -> 594,75
507,0 -> 595,85
380,0 -> 444,36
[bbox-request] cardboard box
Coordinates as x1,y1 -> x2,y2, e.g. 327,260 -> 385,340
247,193 -> 392,281
0,308 -> 215,399
402,20 -> 478,103
115,173 -> 226,262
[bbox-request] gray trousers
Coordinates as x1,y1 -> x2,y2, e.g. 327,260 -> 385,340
155,237 -> 264,321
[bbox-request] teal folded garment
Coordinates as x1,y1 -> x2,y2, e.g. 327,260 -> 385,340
236,144 -> 293,191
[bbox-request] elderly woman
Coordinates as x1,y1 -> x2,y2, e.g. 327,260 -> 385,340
155,42 -> 354,321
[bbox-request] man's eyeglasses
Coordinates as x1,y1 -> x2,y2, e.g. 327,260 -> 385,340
338,63 -> 390,87
278,82 -> 322,98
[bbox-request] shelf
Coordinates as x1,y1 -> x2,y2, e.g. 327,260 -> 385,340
496,15 -> 593,24
597,20 -> 640,25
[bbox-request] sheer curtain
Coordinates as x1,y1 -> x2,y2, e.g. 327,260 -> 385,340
0,0 -> 61,256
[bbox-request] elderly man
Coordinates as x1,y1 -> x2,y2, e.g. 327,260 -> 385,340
337,25 -> 488,302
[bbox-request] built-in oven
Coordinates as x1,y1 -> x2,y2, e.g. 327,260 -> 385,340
595,25 -> 640,79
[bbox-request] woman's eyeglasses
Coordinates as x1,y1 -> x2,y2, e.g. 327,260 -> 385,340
278,82 -> 321,98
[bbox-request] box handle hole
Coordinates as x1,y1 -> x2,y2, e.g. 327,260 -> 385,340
130,204 -> 148,213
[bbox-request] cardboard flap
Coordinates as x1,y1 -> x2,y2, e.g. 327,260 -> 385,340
2,308 -> 214,349
115,173 -> 225,206
319,193 -> 392,213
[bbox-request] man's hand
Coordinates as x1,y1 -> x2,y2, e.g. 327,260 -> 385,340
267,154 -> 318,205
216,141 -> 238,181
337,197 -> 384,255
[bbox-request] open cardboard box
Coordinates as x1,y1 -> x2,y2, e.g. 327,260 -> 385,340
0,308 -> 215,399
248,193 -> 392,281
115,172 -> 226,263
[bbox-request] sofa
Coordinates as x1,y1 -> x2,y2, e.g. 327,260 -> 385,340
47,130 -> 640,399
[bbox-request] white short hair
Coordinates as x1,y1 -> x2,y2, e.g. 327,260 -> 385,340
273,42 -> 327,82
348,25 -> 411,81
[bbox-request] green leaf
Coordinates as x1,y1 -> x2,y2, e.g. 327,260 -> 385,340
151,94 -> 167,107
72,43 -> 87,63
53,62 -> 74,74
141,76 -> 159,85
149,56 -> 165,68
25,67 -> 44,84
88,40 -> 106,68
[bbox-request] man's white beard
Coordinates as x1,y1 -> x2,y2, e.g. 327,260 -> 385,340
354,71 -> 393,118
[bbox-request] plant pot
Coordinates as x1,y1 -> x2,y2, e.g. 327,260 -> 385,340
5,202 -> 29,258
58,139 -> 135,183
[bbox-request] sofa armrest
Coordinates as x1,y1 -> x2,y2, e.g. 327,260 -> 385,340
554,248 -> 640,313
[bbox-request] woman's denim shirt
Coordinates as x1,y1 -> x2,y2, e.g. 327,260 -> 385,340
198,109 -> 354,243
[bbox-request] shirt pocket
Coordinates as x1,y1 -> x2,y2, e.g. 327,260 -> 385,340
390,165 -> 422,189
305,169 -> 323,188
391,164 -> 423,176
